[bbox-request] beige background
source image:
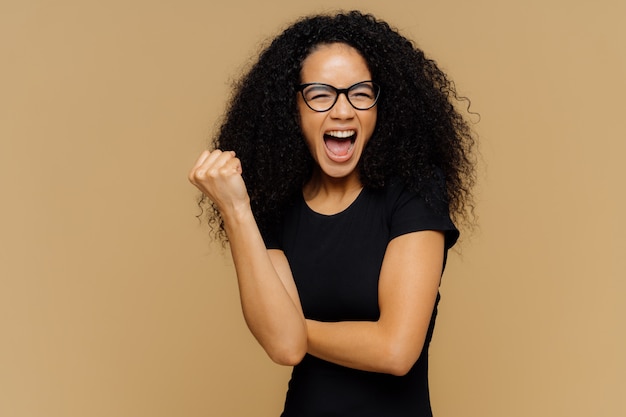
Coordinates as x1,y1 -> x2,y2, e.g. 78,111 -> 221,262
1,0 -> 624,416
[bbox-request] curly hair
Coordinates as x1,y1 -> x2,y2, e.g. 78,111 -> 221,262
200,10 -> 477,243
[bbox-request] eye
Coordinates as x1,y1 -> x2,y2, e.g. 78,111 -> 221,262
351,90 -> 374,99
303,85 -> 335,102
349,85 -> 375,100
309,92 -> 333,101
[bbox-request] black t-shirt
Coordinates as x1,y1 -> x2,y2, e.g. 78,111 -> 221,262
264,180 -> 458,417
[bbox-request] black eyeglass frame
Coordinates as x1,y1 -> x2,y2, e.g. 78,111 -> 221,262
297,80 -> 381,112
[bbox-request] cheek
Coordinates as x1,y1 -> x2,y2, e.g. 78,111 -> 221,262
296,99 -> 306,127
298,119 -> 316,154
297,102 -> 311,137
370,112 -> 378,130
363,111 -> 378,140
298,110 -> 324,145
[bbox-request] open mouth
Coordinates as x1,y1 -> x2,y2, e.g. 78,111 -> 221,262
324,130 -> 356,158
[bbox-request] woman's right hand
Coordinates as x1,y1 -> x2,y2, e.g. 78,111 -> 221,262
188,149 -> 250,216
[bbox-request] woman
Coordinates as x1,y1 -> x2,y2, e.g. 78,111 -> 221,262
189,10 -> 476,417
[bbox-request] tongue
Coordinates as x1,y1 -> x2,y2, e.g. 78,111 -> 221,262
325,138 -> 352,156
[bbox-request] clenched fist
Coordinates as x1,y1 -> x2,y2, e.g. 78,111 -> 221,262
188,149 -> 250,216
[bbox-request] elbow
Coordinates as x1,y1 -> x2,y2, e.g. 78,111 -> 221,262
271,351 -> 305,367
267,339 -> 307,366
268,346 -> 306,366
386,358 -> 416,377
383,342 -> 422,377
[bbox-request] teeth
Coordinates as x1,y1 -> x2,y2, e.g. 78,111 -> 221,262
326,130 -> 355,139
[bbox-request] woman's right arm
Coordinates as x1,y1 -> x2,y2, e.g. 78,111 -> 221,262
188,150 -> 307,365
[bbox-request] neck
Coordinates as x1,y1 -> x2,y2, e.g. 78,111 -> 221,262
302,169 -> 364,214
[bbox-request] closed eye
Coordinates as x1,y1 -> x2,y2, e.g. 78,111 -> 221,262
308,91 -> 334,101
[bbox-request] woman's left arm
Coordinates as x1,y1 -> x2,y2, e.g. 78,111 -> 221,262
305,230 -> 445,376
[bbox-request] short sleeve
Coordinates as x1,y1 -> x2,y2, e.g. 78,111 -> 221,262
387,180 -> 459,250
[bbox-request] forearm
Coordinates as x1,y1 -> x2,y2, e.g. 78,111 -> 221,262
306,318 -> 425,376
224,207 -> 307,365
305,232 -> 445,375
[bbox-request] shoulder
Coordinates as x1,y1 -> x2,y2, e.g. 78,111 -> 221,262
378,178 -> 460,249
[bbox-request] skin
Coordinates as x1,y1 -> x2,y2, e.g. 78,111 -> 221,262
189,42 -> 445,375
298,43 -> 377,210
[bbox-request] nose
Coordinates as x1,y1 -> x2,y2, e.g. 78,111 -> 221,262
329,92 -> 355,119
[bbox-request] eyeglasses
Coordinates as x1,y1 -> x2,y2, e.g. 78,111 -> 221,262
298,81 -> 381,112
